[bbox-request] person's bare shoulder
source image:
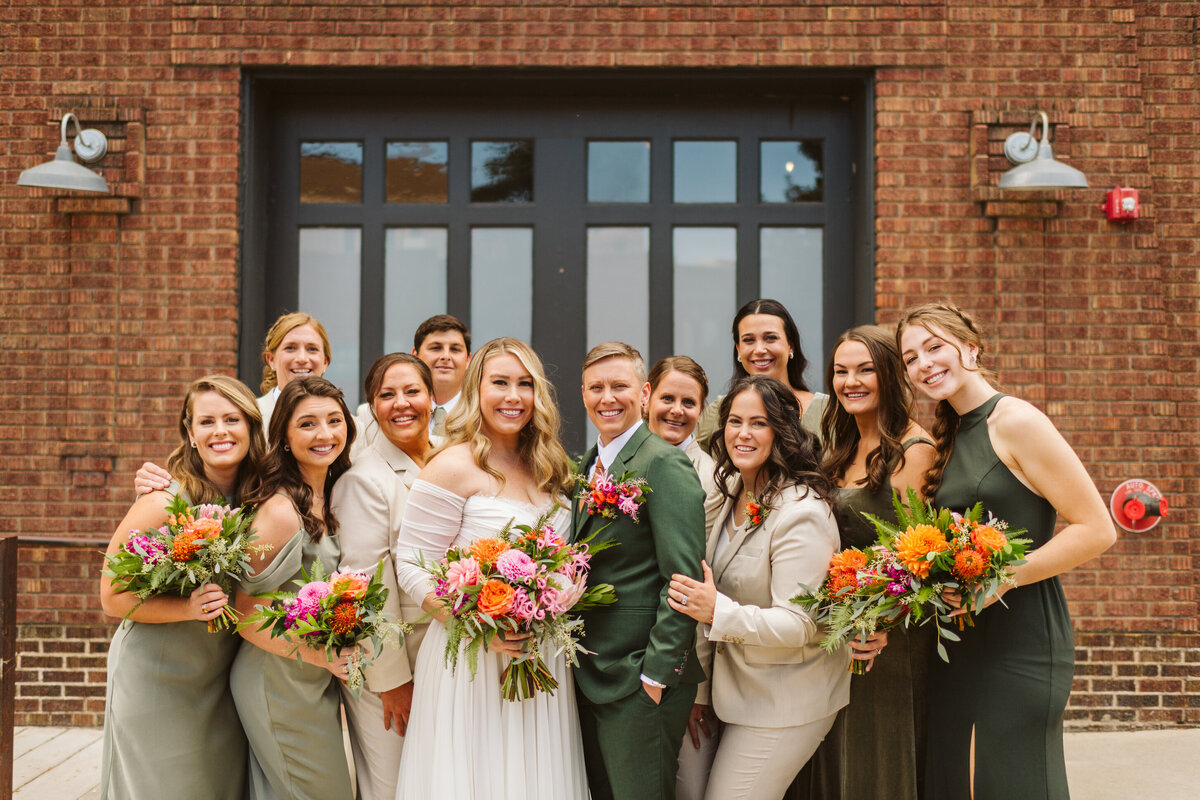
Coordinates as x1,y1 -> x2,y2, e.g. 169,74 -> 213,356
418,443 -> 487,496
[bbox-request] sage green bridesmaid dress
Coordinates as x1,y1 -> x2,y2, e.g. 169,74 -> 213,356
927,394 -> 1072,800
797,437 -> 936,800
99,487 -> 248,800
229,528 -> 353,800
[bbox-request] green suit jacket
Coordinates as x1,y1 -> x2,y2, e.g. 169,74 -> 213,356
572,424 -> 708,704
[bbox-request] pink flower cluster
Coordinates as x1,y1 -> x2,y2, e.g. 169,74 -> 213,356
284,580 -> 332,630
125,533 -> 169,566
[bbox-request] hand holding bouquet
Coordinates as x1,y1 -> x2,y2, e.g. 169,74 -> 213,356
241,560 -> 406,695
420,505 -> 617,701
102,495 -> 265,632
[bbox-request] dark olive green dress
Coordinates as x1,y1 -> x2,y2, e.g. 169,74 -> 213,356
795,437 -> 935,800
229,529 -> 353,800
928,394 -> 1072,800
99,486 -> 248,800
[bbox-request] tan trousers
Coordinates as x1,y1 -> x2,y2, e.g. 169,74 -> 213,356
676,712 -> 838,800
340,684 -> 405,800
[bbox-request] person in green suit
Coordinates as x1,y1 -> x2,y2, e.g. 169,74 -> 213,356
573,342 -> 708,800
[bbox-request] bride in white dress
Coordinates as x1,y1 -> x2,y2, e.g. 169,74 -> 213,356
393,338 -> 589,800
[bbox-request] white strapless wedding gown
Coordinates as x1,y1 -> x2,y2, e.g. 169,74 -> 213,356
393,479 -> 589,800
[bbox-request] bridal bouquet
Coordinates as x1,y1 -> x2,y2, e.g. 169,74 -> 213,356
865,488 -> 1031,661
241,560 -> 405,695
102,495 -> 264,632
791,542 -> 934,674
420,506 -> 617,701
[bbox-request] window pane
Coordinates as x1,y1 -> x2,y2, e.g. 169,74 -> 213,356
587,227 -> 650,354
760,140 -> 823,203
761,227 -> 824,389
300,142 -> 363,204
673,141 -> 736,203
674,228 -> 737,395
298,228 -> 361,399
386,141 -> 448,203
471,141 -> 534,202
385,228 -> 448,354
471,228 -> 532,344
587,141 -> 650,203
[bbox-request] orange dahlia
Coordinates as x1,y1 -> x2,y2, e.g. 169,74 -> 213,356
894,524 -> 950,578
825,570 -> 859,597
970,525 -> 1008,554
951,547 -> 989,581
171,530 -> 204,562
470,537 -> 510,564
828,549 -> 869,574
330,601 -> 360,635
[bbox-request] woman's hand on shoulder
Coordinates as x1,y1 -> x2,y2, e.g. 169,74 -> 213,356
134,462 -> 173,495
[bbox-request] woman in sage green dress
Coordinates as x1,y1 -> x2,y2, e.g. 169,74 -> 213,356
797,325 -> 937,800
100,375 -> 266,800
898,303 -> 1116,800
696,299 -> 828,452
230,376 -> 357,800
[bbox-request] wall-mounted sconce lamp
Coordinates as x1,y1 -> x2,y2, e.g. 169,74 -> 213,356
17,113 -> 110,193
998,111 -> 1088,190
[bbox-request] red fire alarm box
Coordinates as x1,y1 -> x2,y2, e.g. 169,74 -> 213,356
1104,186 -> 1139,222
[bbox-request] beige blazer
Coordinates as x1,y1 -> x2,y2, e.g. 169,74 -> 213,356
255,391 -> 276,433
351,402 -> 379,458
685,438 -> 724,539
695,478 -> 850,728
329,435 -> 427,693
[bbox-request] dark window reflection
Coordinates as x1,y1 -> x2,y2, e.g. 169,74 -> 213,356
300,141 -> 363,204
760,140 -> 823,203
471,140 -> 534,203
386,141 -> 448,203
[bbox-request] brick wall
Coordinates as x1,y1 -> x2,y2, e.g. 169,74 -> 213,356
2,1 -> 1197,728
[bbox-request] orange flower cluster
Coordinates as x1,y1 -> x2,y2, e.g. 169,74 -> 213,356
951,547 -> 989,581
824,548 -> 868,597
477,579 -> 515,616
471,537 -> 510,564
894,524 -> 950,579
171,530 -> 204,562
330,601 -> 360,635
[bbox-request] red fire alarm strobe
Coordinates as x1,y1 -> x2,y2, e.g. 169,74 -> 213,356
1104,186 -> 1140,222
1109,479 -> 1167,532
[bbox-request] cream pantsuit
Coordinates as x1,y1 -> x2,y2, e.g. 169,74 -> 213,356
678,479 -> 850,800
329,436 -> 427,800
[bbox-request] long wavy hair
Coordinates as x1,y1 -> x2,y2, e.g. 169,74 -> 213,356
440,337 -> 573,498
167,375 -> 266,506
730,298 -> 810,393
895,302 -> 996,498
711,376 -> 832,510
259,312 -> 332,394
820,326 -> 915,493
246,376 -> 356,539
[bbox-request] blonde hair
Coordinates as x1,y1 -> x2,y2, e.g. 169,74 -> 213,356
441,337 -> 574,498
895,302 -> 996,498
582,341 -> 647,385
167,375 -> 267,505
259,312 -> 332,393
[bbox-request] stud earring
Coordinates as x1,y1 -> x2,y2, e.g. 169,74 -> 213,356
190,441 -> 197,449
284,444 -> 291,452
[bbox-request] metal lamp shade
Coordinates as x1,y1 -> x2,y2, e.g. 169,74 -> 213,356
998,139 -> 1089,190
18,142 -> 110,193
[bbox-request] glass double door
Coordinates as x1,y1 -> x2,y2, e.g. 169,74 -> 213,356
257,82 -> 861,450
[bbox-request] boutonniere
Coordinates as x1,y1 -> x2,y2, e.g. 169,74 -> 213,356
576,470 -> 652,522
745,493 -> 769,531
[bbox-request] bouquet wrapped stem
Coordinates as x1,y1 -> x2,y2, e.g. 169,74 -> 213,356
500,651 -> 559,701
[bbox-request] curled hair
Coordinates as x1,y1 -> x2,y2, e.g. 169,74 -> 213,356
246,376 -> 356,539
441,338 -> 574,498
646,355 -> 709,407
731,298 -> 809,393
710,376 -> 832,510
820,326 -> 914,493
167,375 -> 266,506
364,352 -> 433,404
895,302 -> 995,498
259,312 -> 331,394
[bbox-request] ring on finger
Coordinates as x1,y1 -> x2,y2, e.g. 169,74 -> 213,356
202,603 -> 208,613
680,595 -> 689,606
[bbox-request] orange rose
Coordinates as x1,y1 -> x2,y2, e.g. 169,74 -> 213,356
470,537 -> 510,564
970,525 -> 1008,554
183,517 -> 223,540
477,579 -> 516,617
894,524 -> 950,579
328,572 -> 370,601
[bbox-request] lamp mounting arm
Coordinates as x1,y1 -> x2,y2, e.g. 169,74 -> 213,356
60,112 -> 108,164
